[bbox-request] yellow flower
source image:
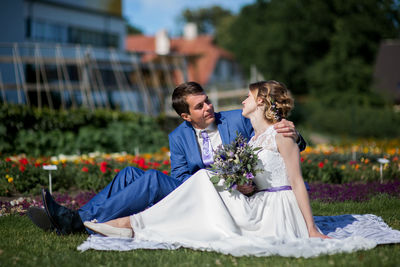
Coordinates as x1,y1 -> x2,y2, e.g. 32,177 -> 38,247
143,154 -> 152,160
340,165 -> 346,170
7,177 -> 13,183
5,174 -> 10,178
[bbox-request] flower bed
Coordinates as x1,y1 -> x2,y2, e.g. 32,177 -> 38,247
1,181 -> 399,216
300,142 -> 399,183
0,141 -> 399,196
0,148 -> 171,196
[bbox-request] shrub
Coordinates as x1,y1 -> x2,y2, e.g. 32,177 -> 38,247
0,104 -> 170,156
304,94 -> 400,138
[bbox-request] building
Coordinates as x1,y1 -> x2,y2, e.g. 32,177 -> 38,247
1,0 -> 125,49
0,0 -> 184,114
125,24 -> 245,90
373,40 -> 400,104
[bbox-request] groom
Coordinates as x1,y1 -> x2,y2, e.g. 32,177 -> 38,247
29,81 -> 305,235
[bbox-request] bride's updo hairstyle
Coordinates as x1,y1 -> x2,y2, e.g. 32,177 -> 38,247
249,80 -> 294,123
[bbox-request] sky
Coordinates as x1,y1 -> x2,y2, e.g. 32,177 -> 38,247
123,0 -> 255,36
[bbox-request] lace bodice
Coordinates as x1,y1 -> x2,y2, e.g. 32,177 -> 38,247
248,126 -> 290,190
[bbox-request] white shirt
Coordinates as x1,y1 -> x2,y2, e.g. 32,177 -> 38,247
193,123 -> 222,160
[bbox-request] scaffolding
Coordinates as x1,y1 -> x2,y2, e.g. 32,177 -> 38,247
0,42 -> 187,115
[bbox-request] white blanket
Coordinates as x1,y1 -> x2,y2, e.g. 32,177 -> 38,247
78,214 -> 400,257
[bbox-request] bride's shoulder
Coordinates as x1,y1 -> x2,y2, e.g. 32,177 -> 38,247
275,132 -> 297,151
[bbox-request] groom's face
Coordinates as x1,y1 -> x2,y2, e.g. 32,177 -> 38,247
181,93 -> 215,129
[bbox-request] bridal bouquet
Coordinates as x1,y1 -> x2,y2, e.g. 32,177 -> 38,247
209,133 -> 262,191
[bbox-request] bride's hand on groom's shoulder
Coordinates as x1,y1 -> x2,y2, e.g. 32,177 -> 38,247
274,119 -> 299,142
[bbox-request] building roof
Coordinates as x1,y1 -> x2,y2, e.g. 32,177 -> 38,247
125,34 -> 234,85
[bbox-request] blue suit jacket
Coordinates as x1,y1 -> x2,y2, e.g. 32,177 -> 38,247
169,110 -> 253,182
168,109 -> 306,182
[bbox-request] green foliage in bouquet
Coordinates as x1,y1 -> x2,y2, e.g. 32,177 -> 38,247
209,133 -> 262,191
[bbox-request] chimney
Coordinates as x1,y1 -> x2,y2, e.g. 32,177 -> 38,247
184,23 -> 197,40
155,29 -> 170,55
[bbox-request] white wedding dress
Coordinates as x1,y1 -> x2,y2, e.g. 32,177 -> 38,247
78,126 -> 400,257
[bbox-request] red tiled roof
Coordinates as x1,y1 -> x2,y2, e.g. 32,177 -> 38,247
125,34 -> 234,85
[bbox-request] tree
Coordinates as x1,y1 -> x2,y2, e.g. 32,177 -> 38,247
178,6 -> 233,34
222,0 -> 400,97
306,0 -> 400,100
124,17 -> 143,35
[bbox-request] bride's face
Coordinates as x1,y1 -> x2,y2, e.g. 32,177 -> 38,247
242,90 -> 258,118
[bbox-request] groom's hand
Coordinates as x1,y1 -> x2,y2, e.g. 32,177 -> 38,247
274,119 -> 299,142
236,183 -> 255,196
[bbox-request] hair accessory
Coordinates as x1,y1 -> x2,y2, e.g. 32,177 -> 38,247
270,98 -> 282,121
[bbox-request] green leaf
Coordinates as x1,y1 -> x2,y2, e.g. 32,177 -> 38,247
210,176 -> 220,184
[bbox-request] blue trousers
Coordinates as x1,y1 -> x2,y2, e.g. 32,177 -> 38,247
78,167 -> 182,224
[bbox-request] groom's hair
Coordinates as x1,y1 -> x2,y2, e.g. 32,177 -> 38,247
172,82 -> 205,116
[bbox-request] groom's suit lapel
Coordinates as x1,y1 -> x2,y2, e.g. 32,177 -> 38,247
183,121 -> 205,168
215,112 -> 230,145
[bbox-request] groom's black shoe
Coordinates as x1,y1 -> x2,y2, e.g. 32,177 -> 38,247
42,189 -> 86,235
27,206 -> 55,231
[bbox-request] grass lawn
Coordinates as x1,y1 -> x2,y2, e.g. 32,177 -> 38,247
1,195 -> 399,267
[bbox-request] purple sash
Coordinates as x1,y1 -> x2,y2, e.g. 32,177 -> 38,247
257,185 -> 292,193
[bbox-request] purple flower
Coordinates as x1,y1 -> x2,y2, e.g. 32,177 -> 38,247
246,172 -> 254,179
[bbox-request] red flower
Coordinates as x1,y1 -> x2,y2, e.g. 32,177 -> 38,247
19,158 -> 29,165
81,166 -> 89,172
100,164 -> 107,173
100,161 -> 108,173
5,158 -> 11,162
162,170 -> 169,175
163,160 -> 170,165
19,165 -> 26,172
34,162 -> 41,167
137,158 -> 146,167
152,162 -> 161,168
300,157 -> 305,163
318,162 -> 324,168
114,168 -> 120,173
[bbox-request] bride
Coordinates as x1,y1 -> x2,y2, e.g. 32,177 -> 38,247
82,81 -> 376,257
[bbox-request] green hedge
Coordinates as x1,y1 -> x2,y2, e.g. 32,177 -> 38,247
304,100 -> 400,138
0,105 -> 174,156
